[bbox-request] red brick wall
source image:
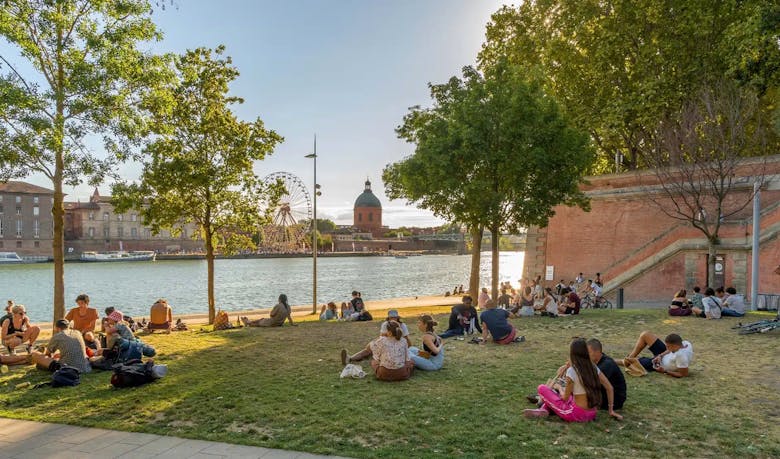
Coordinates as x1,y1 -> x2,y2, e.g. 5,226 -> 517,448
354,206 -> 382,235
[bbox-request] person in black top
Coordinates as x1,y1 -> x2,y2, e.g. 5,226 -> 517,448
439,296 -> 482,339
497,289 -> 511,309
587,338 -> 626,410
350,291 -> 372,321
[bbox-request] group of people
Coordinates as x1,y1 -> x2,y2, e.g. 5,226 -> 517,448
316,291 -> 373,322
668,286 -> 747,318
0,294 -> 174,376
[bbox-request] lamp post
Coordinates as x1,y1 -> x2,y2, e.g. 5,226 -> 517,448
305,138 -> 319,314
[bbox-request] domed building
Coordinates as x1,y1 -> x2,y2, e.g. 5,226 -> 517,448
353,179 -> 382,236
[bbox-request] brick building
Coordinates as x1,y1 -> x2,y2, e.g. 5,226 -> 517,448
353,179 -> 383,237
523,156 -> 780,304
0,181 -> 54,256
64,188 -> 203,255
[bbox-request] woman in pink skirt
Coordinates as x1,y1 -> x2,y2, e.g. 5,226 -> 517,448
524,338 -> 623,422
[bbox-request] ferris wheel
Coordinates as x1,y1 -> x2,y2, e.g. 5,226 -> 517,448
259,172 -> 313,251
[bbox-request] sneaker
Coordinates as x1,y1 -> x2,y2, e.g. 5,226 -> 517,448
523,408 -> 548,418
512,336 -> 526,343
525,394 -> 539,404
340,349 -> 348,366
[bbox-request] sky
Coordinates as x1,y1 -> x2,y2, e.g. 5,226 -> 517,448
12,0 -> 508,227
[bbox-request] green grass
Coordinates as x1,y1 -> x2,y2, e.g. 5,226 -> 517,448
1,308 -> 778,458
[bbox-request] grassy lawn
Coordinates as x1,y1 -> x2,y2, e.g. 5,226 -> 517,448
1,307 -> 778,458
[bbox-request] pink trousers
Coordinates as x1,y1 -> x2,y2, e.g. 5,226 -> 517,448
537,384 -> 597,423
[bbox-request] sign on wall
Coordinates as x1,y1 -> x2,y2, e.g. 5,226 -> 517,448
545,265 -> 554,281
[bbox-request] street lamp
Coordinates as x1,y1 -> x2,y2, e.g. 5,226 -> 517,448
305,137 -> 320,314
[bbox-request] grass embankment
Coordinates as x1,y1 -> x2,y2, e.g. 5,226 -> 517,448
0,308 -> 778,458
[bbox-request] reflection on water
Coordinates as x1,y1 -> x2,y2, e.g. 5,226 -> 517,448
0,251 -> 524,322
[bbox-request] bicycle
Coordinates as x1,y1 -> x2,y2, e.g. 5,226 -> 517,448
732,318 -> 780,335
581,293 -> 612,310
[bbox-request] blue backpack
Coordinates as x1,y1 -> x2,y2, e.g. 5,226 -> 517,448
51,366 -> 81,387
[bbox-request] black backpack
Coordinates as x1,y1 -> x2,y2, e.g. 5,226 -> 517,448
51,366 -> 81,387
110,359 -> 155,388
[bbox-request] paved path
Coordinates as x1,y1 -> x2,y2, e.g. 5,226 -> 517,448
0,418 -> 350,459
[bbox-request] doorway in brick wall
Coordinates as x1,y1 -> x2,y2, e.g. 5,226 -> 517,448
706,254 -> 726,288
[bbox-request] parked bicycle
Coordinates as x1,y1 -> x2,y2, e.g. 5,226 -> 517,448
580,293 -> 612,310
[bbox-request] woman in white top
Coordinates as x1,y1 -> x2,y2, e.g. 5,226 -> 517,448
524,339 -> 623,422
537,288 -> 558,317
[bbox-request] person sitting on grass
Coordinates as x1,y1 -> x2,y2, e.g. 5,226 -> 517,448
558,289 -> 581,315
480,300 -> 524,345
30,319 -> 91,374
320,302 -> 339,321
241,294 -> 296,327
668,289 -> 692,317
510,286 -> 535,317
408,314 -> 444,371
148,298 -> 173,332
0,300 -> 13,328
587,338 -> 626,411
340,301 -> 355,320
523,338 -> 622,422
380,310 -> 411,346
497,289 -> 511,309
536,288 -> 558,317
617,331 -> 693,378
439,295 -> 482,338
691,288 -> 721,319
104,310 -> 139,350
721,287 -> 747,317
1,304 -> 40,354
65,294 -> 101,350
341,321 -> 413,381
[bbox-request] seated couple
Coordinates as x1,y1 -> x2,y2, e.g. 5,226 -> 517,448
617,331 -> 693,378
524,338 -> 624,422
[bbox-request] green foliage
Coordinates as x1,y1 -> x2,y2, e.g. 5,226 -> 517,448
480,0 -> 780,171
384,227 -> 412,238
0,0 -> 169,324
112,46 -> 283,322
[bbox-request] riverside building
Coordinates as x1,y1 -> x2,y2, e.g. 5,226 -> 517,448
0,181 -> 54,257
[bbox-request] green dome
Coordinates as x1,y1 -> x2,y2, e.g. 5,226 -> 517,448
354,180 -> 382,209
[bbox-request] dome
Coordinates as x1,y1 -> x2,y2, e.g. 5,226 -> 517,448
354,180 -> 382,209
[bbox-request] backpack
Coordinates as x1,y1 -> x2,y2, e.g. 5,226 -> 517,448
213,310 -> 234,330
110,359 -> 156,388
51,366 -> 81,387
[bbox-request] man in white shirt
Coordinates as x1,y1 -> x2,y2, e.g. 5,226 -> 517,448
722,287 -> 747,317
617,331 -> 693,378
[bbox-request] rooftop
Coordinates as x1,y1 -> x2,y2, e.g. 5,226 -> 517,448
0,181 -> 55,195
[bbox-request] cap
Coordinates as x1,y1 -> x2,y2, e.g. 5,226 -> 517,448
387,310 -> 399,318
108,310 -> 124,323
55,319 -> 70,330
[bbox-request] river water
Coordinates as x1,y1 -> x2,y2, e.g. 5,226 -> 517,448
0,252 -> 524,323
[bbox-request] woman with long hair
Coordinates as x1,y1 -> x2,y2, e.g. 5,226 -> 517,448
409,315 -> 444,371
668,289 -> 692,316
524,339 -> 623,422
241,294 -> 295,327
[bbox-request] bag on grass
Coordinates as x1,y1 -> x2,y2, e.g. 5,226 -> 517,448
213,310 -> 234,330
51,365 -> 81,387
340,363 -> 366,379
624,357 -> 647,377
111,359 -> 156,388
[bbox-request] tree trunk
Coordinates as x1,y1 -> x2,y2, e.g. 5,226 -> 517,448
52,148 -> 65,328
707,239 -> 717,288
491,223 -> 500,302
468,226 -> 483,298
205,227 -> 216,324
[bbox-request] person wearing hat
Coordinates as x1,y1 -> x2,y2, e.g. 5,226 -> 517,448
1,304 -> 41,354
380,310 -> 411,346
104,309 -> 138,350
30,319 -> 91,373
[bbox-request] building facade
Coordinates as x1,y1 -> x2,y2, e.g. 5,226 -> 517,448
64,189 -> 203,254
0,181 -> 54,256
353,179 -> 383,236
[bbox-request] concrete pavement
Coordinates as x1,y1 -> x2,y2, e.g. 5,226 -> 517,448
0,418 -> 350,459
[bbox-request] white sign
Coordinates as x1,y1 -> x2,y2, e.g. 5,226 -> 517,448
545,265 -> 554,281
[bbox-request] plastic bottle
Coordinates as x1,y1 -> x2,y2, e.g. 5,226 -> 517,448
15,381 -> 31,390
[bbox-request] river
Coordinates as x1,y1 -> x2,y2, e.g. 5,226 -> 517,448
0,252 -> 524,323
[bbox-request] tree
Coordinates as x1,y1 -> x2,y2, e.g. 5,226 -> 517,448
479,1 -> 779,173
385,63 -> 593,300
636,81 -> 774,287
112,46 -> 283,323
0,0 -> 168,325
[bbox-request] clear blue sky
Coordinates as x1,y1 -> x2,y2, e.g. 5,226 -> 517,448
25,0 -> 508,227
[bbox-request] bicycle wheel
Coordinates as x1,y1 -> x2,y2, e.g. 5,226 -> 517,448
602,299 -> 612,309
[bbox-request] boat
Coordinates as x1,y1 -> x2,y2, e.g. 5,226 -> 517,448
394,255 -> 408,259
0,252 -> 24,264
80,251 -> 156,262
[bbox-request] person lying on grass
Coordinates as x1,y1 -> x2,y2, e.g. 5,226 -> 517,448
380,310 -> 411,347
617,331 -> 693,378
242,294 -> 296,327
342,321 -> 413,381
408,315 -> 444,371
480,300 -> 524,345
524,338 -> 622,422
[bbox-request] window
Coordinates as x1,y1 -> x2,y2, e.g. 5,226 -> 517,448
33,206 -> 39,216
33,196 -> 38,204
16,220 -> 22,237
15,196 -> 20,204
0,195 -> 3,202
33,220 -> 39,238
131,227 -> 137,237
0,241 -> 3,248
88,227 -> 95,237
103,212 -> 109,221
368,213 -> 373,222
0,204 -> 3,214
143,228 -> 151,239
16,240 -> 21,248
34,241 -> 39,248
88,211 -> 94,221
358,213 -> 362,222
182,229 -> 187,238
131,214 -> 137,222
103,227 -> 109,238
117,227 -> 123,238
16,207 -> 21,215
117,214 -> 123,222
0,218 -> 3,237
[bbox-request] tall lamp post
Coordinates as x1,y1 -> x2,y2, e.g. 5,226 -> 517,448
305,138 -> 320,314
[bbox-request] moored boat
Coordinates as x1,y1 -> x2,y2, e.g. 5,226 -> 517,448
80,251 -> 156,262
0,252 -> 24,264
